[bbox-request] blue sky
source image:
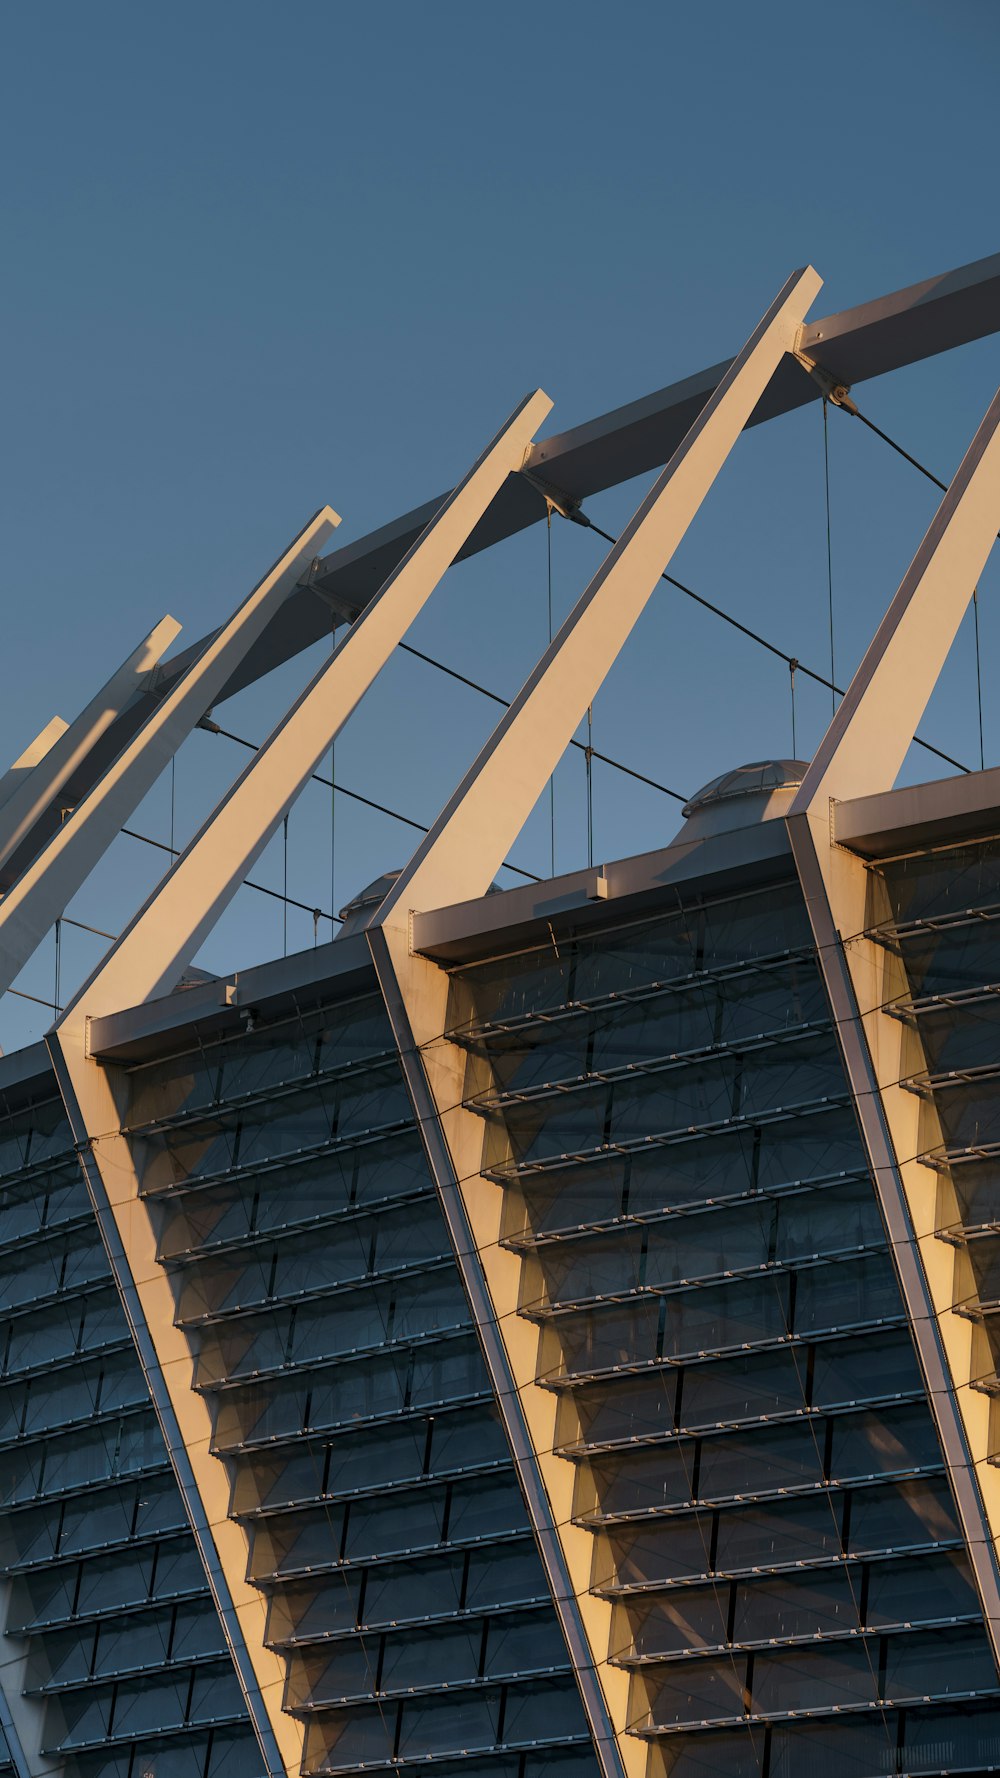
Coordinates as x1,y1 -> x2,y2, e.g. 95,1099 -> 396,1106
3,0 -> 1000,1047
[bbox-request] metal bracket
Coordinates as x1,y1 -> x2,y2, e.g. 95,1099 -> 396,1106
793,344 -> 859,415
308,578 -> 361,625
520,465 -> 590,526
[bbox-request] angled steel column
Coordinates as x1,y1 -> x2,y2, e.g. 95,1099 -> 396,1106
39,508 -> 341,1778
0,718 -> 69,813
0,509 -> 338,1000
56,390 -> 550,1018
786,384 -> 1000,1666
369,265 -> 823,1778
28,256 -> 1000,740
200,250 -> 1000,701
47,391 -> 553,1778
0,615 -> 180,876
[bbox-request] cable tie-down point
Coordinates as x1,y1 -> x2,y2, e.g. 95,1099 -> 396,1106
520,467 -> 591,527
792,348 -> 859,417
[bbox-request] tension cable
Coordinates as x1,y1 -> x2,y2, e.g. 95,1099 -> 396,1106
563,512 -> 969,775
822,397 -> 836,716
397,639 -> 687,802
808,369 -> 995,772
847,399 -> 990,773
199,721 -> 543,885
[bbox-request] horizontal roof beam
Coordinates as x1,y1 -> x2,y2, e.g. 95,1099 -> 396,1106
217,248 -> 1000,702
835,763 -> 1000,858
19,249 -> 1000,877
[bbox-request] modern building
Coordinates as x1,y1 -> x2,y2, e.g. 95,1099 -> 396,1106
1,253 -> 1000,1778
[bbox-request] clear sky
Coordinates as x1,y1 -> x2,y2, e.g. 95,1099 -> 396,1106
3,0 -> 1000,1048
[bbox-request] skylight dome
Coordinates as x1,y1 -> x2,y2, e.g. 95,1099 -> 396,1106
682,758 -> 810,818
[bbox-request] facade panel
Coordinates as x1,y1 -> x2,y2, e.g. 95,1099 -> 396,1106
443,873 -> 1000,1774
0,1066 -> 266,1778
117,987 -> 600,1778
7,847 -> 1000,1775
871,837 -> 1000,1467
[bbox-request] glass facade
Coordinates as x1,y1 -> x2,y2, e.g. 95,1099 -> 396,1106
4,850 -> 1000,1776
445,875 -> 1000,1776
0,1069 -> 264,1778
121,992 -> 600,1778
872,838 -> 1000,1449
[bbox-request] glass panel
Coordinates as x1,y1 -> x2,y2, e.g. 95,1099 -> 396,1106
883,1625 -> 997,1702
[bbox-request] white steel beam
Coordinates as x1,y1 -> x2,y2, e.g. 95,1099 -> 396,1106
792,384 -> 1000,820
370,266 -> 823,1778
42,254 -> 998,742
0,718 -> 68,812
0,509 -> 338,1002
380,266 -> 821,927
162,250 -> 1000,708
37,513 -> 340,1778
48,392 -> 553,1778
58,389 -> 549,1022
45,1033 -> 294,1778
0,615 -> 180,874
786,384 -> 1000,1668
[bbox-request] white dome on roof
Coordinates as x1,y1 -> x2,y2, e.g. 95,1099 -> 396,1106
336,872 -> 403,939
336,870 -> 504,939
677,759 -> 810,843
682,759 -> 809,818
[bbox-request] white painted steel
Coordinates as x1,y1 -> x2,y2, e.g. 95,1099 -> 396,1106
790,386 -> 1000,821
372,266 -> 824,1778
0,510 -> 338,1001
0,615 -> 180,874
48,391 -> 553,1778
379,266 -> 822,928
58,389 -> 550,1021
0,718 -> 68,812
787,381 -> 1000,1671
